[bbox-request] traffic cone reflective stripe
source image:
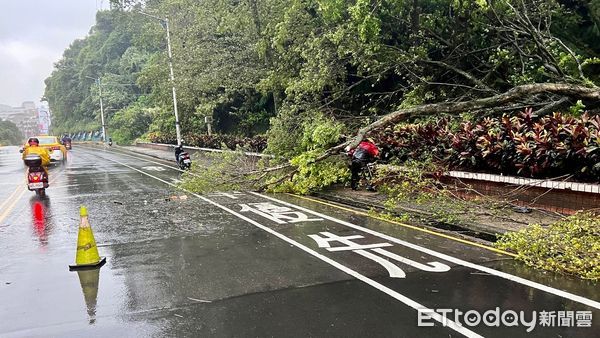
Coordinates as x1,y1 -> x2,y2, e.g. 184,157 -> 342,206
69,206 -> 106,270
75,226 -> 100,265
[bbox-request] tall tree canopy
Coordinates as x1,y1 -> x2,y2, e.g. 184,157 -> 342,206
45,0 -> 600,148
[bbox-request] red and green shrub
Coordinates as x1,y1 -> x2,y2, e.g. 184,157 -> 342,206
371,110 -> 600,181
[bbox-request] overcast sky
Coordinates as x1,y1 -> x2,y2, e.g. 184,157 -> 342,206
0,0 -> 109,107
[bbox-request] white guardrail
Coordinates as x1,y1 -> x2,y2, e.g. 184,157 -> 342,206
135,142 -> 273,158
448,170 -> 600,194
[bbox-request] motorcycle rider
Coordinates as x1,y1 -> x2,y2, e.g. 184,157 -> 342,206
347,138 -> 379,191
22,137 -> 51,185
61,134 -> 72,148
174,144 -> 184,163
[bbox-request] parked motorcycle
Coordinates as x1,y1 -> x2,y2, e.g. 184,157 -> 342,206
175,146 -> 192,170
24,154 -> 49,197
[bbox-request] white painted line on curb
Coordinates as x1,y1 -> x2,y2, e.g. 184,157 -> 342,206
108,158 -> 482,338
251,192 -> 600,310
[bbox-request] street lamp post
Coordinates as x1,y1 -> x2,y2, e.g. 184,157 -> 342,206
136,11 -> 182,146
85,76 -> 107,143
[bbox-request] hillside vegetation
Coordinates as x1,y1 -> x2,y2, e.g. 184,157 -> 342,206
0,120 -> 23,146
45,0 -> 600,150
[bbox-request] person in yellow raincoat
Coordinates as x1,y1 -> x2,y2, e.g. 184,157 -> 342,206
22,138 -> 51,184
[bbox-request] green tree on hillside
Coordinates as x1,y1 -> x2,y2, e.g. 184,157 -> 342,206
47,0 -> 600,155
0,121 -> 23,146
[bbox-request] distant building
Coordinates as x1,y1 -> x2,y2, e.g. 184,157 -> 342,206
0,101 -> 40,138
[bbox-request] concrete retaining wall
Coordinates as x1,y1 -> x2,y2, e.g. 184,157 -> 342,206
441,176 -> 600,215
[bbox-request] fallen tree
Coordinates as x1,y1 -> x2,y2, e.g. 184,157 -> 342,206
342,83 -> 600,150
179,82 -> 599,193
244,82 -> 600,191
172,0 -> 600,193
309,83 -> 599,160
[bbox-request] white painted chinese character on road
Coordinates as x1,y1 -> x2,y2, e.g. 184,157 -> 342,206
240,202 -> 323,224
308,231 -> 393,251
208,192 -> 245,199
308,232 -> 451,278
142,166 -> 166,172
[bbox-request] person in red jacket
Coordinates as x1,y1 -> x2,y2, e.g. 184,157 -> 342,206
347,138 -> 379,191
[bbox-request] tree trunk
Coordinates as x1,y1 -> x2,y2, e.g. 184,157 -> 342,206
344,83 -> 600,149
256,82 -> 600,189
411,0 -> 420,45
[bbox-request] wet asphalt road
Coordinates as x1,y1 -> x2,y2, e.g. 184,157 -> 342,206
0,145 -> 598,337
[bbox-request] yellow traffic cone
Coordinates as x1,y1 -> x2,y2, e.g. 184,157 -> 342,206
69,206 -> 106,270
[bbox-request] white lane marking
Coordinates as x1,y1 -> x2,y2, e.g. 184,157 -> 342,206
187,297 -> 211,303
100,151 -> 600,311
251,192 -> 600,310
0,167 -> 66,224
142,166 -> 166,172
77,144 -> 184,172
82,145 -> 205,181
107,158 -> 482,338
50,184 -> 82,189
0,185 -> 22,211
0,187 -> 26,224
207,192 -> 245,199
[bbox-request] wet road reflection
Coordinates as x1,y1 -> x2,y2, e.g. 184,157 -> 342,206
0,145 -> 597,337
30,197 -> 53,247
75,268 -> 101,325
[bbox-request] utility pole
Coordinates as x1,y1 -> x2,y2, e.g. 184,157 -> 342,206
98,78 -> 107,143
85,76 -> 107,143
136,11 -> 182,146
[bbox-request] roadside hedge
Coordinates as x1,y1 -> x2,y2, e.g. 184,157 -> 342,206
372,110 -> 600,181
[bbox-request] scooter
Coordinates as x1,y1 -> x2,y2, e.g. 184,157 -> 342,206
24,154 -> 49,197
175,146 -> 192,170
108,138 -> 113,146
